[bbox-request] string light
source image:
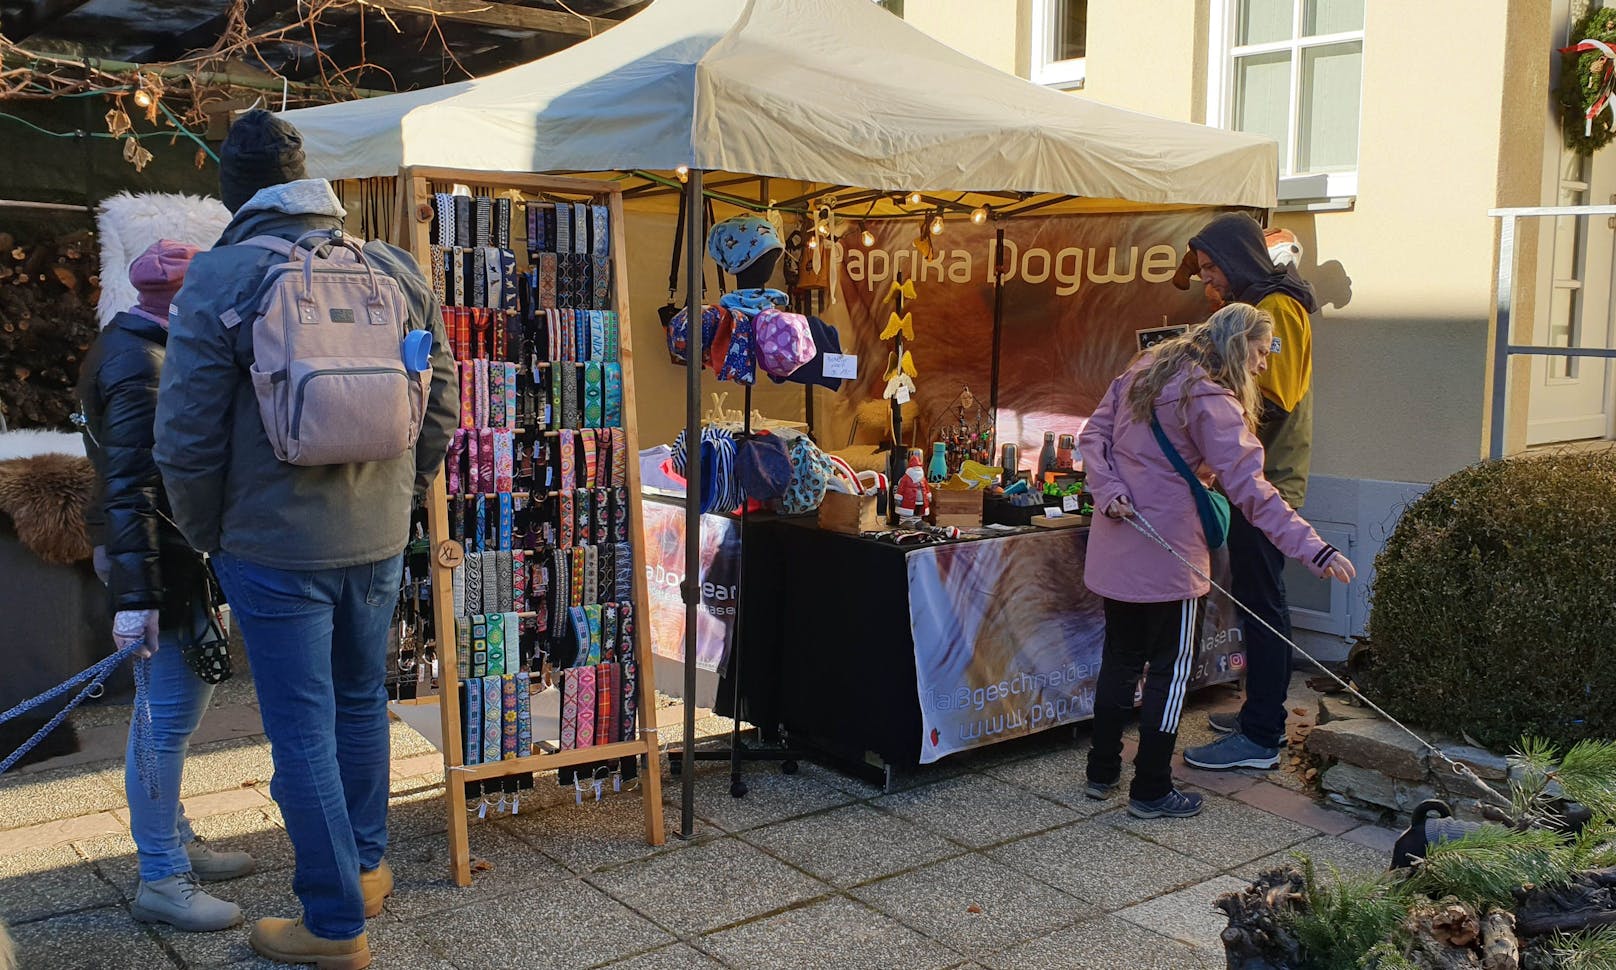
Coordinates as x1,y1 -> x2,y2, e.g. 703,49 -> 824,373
929,213 -> 944,236
907,191 -> 922,206
971,205 -> 988,225
861,225 -> 875,247
807,234 -> 819,250
674,165 -> 689,182
132,89 -> 153,108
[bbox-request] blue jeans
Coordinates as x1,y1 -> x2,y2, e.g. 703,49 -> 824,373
212,551 -> 402,941
126,618 -> 214,882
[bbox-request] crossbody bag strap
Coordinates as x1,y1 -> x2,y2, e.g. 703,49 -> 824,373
1148,410 -> 1201,491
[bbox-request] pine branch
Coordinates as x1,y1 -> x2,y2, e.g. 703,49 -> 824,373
1413,827 -> 1569,908
1546,925 -> 1616,970
1558,741 -> 1616,818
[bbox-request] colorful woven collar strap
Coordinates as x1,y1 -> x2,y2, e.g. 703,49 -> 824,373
603,363 -> 623,430
583,362 -> 604,429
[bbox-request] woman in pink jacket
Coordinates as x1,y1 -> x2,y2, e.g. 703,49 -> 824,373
1078,303 -> 1354,820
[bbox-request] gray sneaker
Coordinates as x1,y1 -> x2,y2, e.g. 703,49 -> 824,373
185,836 -> 256,882
1206,711 -> 1288,746
131,872 -> 244,932
1183,733 -> 1280,771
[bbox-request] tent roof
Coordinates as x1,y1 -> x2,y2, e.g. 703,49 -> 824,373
283,0 -> 1277,209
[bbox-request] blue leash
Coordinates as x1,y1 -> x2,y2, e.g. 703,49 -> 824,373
0,639 -> 158,796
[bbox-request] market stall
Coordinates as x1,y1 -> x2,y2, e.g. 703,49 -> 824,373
284,0 -> 1279,843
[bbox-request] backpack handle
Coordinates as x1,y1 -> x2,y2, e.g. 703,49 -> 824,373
287,230 -> 387,317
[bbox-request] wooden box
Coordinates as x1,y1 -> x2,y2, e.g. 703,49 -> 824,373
818,490 -> 884,534
1031,513 -> 1091,529
931,488 -> 984,528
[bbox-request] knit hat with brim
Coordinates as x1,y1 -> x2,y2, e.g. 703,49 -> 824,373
219,109 -> 308,212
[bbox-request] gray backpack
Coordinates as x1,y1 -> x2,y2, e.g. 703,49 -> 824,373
236,230 -> 429,466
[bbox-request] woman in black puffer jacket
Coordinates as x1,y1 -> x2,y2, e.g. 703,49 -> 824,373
78,239 -> 254,933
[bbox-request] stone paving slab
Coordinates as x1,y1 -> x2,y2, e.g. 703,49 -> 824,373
0,762 -> 129,830
412,876 -> 674,970
1243,833 -> 1392,882
666,761 -> 855,834
980,914 -> 1222,970
1114,875 -> 1252,951
872,773 -> 1078,848
176,738 -> 278,799
738,802 -> 963,888
0,842 -> 123,925
7,906 -> 176,969
82,807 -> 294,894
989,818 -> 1217,911
599,942 -> 730,970
1101,790 -> 1320,869
588,836 -> 831,935
977,744 -> 1135,816
700,895 -> 962,970
850,853 -> 1091,961
498,786 -> 721,875
380,828 -> 569,920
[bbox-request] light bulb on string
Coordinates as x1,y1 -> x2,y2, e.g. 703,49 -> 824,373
929,213 -> 944,236
132,89 -> 153,109
675,165 -> 689,182
861,225 -> 875,247
907,191 -> 922,206
971,205 -> 988,225
807,234 -> 819,250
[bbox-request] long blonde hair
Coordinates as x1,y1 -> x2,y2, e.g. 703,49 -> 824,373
1126,303 -> 1272,432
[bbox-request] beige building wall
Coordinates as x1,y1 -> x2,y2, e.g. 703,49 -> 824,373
898,0 -> 1550,484
899,0 -> 1022,73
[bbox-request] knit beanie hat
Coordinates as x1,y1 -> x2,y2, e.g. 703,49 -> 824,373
129,238 -> 201,322
218,109 -> 307,212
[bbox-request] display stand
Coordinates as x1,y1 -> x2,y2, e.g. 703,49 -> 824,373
400,167 -> 665,887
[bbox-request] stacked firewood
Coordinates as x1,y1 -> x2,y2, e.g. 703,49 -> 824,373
0,227 -> 100,428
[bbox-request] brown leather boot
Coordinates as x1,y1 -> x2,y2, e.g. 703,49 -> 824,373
248,917 -> 370,970
360,860 -> 393,918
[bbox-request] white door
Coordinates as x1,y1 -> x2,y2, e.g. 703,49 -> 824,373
1529,3 -> 1616,445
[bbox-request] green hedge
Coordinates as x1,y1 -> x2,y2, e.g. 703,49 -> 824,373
1362,450 -> 1616,750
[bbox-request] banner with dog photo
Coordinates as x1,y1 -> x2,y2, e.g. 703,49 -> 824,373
907,527 -> 1244,763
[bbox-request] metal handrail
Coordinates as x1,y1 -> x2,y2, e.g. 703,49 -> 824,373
1488,205 -> 1616,459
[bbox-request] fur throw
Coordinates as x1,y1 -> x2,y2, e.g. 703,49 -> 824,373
0,452 -> 95,564
95,191 -> 231,329
0,428 -> 85,461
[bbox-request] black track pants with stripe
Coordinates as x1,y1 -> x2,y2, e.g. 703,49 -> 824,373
1087,597 -> 1203,803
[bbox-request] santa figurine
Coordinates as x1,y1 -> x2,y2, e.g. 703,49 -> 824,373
895,452 -> 932,520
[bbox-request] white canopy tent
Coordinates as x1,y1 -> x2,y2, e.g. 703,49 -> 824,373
283,0 -> 1279,834
284,0 -> 1275,208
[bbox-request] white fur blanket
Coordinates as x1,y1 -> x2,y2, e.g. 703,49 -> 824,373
95,192 -> 230,329
0,429 -> 84,461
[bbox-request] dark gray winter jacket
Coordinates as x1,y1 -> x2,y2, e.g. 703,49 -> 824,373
154,179 -> 457,570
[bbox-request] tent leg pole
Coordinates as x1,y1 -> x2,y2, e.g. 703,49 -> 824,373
989,227 -> 1006,446
680,170 -> 705,839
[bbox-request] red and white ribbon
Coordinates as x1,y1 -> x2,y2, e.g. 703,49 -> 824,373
1561,38 -> 1616,136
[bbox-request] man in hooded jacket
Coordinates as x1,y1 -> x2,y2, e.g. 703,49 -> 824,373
1170,212 -> 1321,773
155,110 -> 457,969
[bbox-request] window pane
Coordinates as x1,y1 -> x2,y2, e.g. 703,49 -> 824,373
1304,0 -> 1363,36
1238,0 -> 1294,45
1052,0 -> 1088,61
1298,41 -> 1361,173
1234,51 -> 1292,169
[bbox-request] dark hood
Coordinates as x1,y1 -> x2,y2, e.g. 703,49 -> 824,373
1187,213 -> 1318,313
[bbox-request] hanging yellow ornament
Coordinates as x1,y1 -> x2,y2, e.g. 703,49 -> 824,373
880,311 -> 914,342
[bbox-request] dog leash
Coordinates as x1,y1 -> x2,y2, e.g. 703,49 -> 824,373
0,639 -> 159,797
1122,509 -> 1512,810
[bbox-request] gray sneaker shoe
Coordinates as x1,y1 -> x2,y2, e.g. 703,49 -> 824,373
1184,733 -> 1281,771
1206,711 -> 1288,746
131,872 -> 244,932
185,836 -> 256,882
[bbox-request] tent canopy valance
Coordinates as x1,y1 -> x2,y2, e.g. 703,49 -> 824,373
282,0 -> 1277,210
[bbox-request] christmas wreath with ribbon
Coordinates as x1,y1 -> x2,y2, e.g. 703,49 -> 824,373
1560,6 -> 1616,154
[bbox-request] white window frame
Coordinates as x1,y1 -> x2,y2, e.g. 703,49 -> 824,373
1030,0 -> 1086,90
1205,0 -> 1363,203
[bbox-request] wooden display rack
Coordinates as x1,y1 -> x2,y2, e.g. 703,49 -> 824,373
398,167 -> 665,887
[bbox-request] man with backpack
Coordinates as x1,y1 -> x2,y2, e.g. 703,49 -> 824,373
154,110 -> 456,969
